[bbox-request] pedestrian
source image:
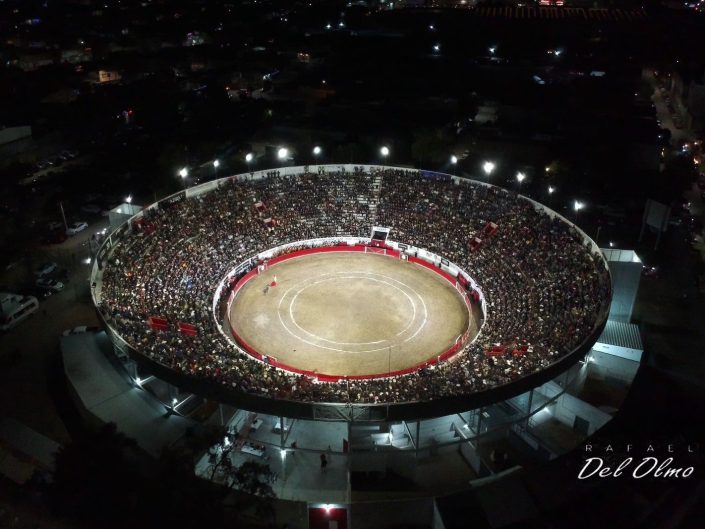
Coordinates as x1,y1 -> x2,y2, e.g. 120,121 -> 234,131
320,453 -> 327,472
263,285 -> 269,295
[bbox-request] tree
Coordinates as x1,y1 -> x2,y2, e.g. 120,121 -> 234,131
228,460 -> 276,499
143,446 -> 226,529
51,424 -> 229,529
201,432 -> 276,522
50,423 -> 276,529
226,461 -> 276,522
203,436 -> 275,497
50,423 -> 143,525
411,130 -> 450,165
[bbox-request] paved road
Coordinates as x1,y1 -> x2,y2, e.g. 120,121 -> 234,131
647,68 -> 689,145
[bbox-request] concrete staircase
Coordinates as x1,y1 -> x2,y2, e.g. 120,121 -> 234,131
367,174 -> 383,223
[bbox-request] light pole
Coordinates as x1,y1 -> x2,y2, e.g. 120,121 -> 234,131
179,167 -> 188,189
573,200 -> 584,221
59,201 -> 68,233
277,147 -> 289,163
450,155 -> 458,165
380,145 -> 390,162
125,194 -> 133,215
516,171 -> 526,188
482,161 -> 495,176
313,145 -> 322,164
548,185 -> 556,196
213,159 -> 220,179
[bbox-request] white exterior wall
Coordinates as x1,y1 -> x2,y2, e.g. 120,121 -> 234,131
588,350 -> 640,385
545,389 -> 612,436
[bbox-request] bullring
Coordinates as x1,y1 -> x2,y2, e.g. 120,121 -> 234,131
94,164 -> 611,418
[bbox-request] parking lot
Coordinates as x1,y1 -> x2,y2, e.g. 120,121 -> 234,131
0,218 -> 109,443
649,69 -> 689,145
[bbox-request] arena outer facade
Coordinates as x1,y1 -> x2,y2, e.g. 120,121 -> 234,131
91,164 -> 611,423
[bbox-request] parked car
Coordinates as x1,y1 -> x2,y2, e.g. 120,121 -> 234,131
0,296 -> 39,332
642,265 -> 659,279
66,221 -> 88,235
36,278 -> 64,292
34,262 -> 58,277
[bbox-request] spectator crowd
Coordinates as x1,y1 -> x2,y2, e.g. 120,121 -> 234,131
99,167 -> 611,404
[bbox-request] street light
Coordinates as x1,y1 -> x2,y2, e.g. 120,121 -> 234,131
245,152 -> 254,163
313,145 -> 322,156
433,43 -> 441,52
450,155 -> 458,164
482,161 -> 495,175
126,194 -> 132,204
516,172 -> 526,184
213,159 -> 220,168
277,147 -> 289,160
548,185 -> 556,195
489,46 -> 497,55
573,200 -> 585,212
380,146 -> 390,157
178,168 -> 188,188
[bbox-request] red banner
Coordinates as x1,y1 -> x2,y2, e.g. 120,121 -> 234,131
483,222 -> 498,238
178,322 -> 198,336
148,316 -> 168,331
486,345 -> 506,357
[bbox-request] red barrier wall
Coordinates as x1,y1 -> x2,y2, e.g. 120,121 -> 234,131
226,245 -> 475,382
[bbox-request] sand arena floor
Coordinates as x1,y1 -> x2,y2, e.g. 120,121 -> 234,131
228,252 -> 478,377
